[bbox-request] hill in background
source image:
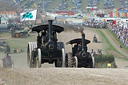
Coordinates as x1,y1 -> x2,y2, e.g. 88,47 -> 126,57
0,0 -> 121,11
0,0 -> 20,11
45,0 -> 121,11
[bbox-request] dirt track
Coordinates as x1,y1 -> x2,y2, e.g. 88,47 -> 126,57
0,27 -> 128,85
0,68 -> 128,85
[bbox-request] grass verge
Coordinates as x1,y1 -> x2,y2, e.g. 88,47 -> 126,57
96,29 -> 127,57
107,28 -> 128,51
1,33 -> 37,53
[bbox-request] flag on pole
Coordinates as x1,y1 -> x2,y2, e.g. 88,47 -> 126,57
20,10 -> 37,21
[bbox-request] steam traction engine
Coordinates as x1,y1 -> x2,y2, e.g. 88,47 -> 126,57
27,20 -> 65,68
65,33 -> 95,68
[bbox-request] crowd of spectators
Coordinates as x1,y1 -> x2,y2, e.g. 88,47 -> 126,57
84,19 -> 107,29
107,22 -> 128,48
83,19 -> 128,48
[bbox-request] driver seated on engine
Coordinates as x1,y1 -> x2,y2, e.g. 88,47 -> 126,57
42,31 -> 47,43
77,42 -> 88,52
72,43 -> 78,56
77,42 -> 82,52
73,42 -> 82,56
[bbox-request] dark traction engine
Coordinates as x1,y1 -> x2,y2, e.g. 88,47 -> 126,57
65,33 -> 95,68
27,20 -> 66,68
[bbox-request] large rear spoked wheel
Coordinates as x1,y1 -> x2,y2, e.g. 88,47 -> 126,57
37,48 -> 42,68
66,53 -> 78,68
27,42 -> 37,68
32,42 -> 38,68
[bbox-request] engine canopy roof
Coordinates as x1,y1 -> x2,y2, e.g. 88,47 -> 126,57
66,38 -> 91,45
32,24 -> 64,33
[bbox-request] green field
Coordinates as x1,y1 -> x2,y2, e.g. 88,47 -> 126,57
0,32 -> 37,52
